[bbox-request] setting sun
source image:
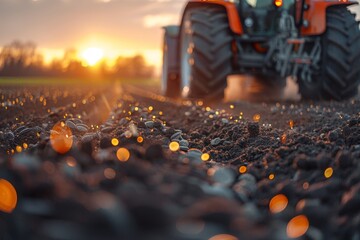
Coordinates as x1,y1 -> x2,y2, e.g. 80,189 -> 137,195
81,47 -> 104,66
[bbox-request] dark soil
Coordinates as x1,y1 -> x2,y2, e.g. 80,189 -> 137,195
1,83 -> 360,240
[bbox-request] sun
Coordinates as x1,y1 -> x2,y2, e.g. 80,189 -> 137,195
81,47 -> 104,66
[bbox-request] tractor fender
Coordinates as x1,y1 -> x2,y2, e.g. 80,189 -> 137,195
301,0 -> 358,36
181,0 -> 243,35
163,26 -> 180,74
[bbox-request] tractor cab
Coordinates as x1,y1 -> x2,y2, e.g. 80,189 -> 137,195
239,0 -> 296,37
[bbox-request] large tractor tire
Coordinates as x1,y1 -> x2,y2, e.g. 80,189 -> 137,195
162,26 -> 181,98
180,6 -> 234,100
298,6 -> 360,100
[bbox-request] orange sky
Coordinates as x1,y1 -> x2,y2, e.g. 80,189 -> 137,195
0,0 -> 187,70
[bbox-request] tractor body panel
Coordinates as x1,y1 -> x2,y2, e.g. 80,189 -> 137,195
301,0 -> 357,36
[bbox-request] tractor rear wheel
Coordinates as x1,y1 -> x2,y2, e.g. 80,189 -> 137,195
180,6 -> 233,100
298,6 -> 360,100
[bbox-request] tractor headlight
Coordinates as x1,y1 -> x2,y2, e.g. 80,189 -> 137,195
274,0 -> 283,7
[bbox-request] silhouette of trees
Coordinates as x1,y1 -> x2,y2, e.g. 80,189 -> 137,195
0,40 -> 155,79
114,55 -> 154,79
0,41 -> 44,76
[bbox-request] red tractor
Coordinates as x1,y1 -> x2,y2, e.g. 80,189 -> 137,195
162,0 -> 360,100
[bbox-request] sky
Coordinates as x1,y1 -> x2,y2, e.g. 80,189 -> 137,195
0,0 -> 188,68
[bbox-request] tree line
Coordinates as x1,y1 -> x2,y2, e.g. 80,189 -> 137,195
0,41 -> 154,79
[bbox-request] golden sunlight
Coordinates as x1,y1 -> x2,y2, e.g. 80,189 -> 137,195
81,47 -> 104,66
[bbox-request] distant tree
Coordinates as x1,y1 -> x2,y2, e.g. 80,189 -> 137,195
0,41 -> 155,79
0,40 -> 44,76
113,55 -> 154,79
49,59 -> 63,77
62,48 -> 77,68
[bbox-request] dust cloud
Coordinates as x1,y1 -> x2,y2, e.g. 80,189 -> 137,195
225,75 -> 301,102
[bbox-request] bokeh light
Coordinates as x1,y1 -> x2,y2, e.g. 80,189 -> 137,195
137,136 -> 144,143
239,166 -> 247,174
116,148 -> 130,162
169,142 -> 180,152
269,194 -> 288,214
111,138 -> 119,147
15,146 -> 22,153
324,167 -> 333,178
269,173 -> 275,180
201,153 -> 210,161
50,121 -> 73,154
303,182 -> 309,190
66,157 -> 77,167
253,114 -> 261,122
209,234 -> 238,240
104,168 -> 116,179
287,215 -> 309,238
0,179 -> 18,213
289,120 -> 294,129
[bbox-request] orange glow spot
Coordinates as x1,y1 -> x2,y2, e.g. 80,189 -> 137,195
22,143 -> 28,149
269,173 -> 275,180
324,167 -> 333,178
201,153 -> 210,161
230,104 -> 235,109
104,168 -> 116,179
0,179 -> 18,213
169,142 -> 180,152
50,122 -> 73,154
137,136 -> 144,143
148,106 -> 154,112
281,134 -> 287,144
207,168 -> 216,176
209,234 -> 238,240
289,120 -> 294,129
275,0 -> 283,7
15,146 -> 22,153
111,138 -> 119,147
239,166 -> 247,174
287,215 -> 309,238
66,157 -> 77,167
253,114 -> 261,122
116,148 -> 130,162
269,194 -> 288,214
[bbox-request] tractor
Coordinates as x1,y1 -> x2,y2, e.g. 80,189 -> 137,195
162,0 -> 360,101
